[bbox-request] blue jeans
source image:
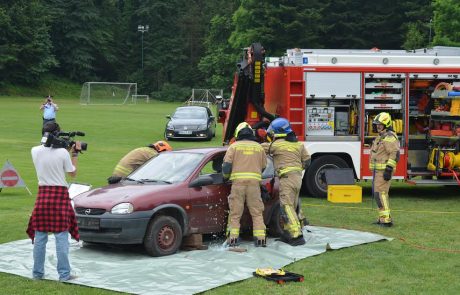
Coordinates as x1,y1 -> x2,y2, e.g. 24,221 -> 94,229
33,231 -> 71,281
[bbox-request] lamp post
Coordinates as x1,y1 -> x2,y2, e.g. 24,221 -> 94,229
137,25 -> 149,69
428,18 -> 433,46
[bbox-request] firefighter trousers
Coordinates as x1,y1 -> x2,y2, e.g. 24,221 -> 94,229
279,172 -> 304,239
373,171 -> 392,223
227,181 -> 266,240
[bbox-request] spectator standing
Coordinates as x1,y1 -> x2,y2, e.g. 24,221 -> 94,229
40,95 -> 58,126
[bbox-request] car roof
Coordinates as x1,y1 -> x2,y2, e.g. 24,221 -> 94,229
175,106 -> 209,111
170,146 -> 227,154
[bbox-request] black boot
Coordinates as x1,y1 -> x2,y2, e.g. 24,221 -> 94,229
254,238 -> 267,248
228,237 -> 240,247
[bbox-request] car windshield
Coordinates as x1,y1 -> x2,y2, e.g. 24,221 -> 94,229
129,152 -> 205,183
173,108 -> 207,120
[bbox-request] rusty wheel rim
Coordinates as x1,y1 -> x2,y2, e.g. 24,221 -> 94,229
157,225 -> 175,250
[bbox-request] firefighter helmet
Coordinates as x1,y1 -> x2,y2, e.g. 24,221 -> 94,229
234,122 -> 253,137
267,118 -> 292,136
153,141 -> 172,152
373,112 -> 392,128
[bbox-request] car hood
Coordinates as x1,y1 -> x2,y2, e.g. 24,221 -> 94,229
73,183 -> 179,211
170,118 -> 206,125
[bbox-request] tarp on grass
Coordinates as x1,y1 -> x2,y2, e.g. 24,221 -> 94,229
0,226 -> 390,295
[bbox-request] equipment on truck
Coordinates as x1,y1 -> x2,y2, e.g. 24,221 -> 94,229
220,44 -> 460,197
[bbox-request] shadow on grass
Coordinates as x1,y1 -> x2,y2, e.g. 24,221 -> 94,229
360,184 -> 459,201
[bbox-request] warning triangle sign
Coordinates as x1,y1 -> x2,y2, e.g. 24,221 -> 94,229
0,160 -> 32,195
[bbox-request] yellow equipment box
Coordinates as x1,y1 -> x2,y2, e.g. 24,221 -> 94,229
327,185 -> 362,203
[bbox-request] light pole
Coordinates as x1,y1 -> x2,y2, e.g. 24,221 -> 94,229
137,25 -> 149,69
428,18 -> 433,46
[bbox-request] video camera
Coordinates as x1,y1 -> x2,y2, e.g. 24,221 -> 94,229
43,130 -> 88,151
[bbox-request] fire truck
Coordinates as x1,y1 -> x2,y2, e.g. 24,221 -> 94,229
219,43 -> 460,197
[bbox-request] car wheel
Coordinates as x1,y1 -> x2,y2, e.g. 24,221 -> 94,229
267,205 -> 284,237
206,129 -> 213,141
304,155 -> 349,198
143,215 -> 182,257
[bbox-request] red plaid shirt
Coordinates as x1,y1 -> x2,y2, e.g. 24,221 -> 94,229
26,186 -> 80,242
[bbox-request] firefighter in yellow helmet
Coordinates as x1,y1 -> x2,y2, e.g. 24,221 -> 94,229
222,122 -> 267,247
262,118 -> 311,246
370,112 -> 400,227
107,141 -> 172,184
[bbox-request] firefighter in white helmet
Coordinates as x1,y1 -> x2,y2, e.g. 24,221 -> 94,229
262,118 -> 311,246
370,112 -> 400,227
107,141 -> 172,184
222,122 -> 267,247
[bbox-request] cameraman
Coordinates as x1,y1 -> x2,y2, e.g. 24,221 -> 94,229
26,122 -> 80,281
107,141 -> 172,184
40,95 -> 59,126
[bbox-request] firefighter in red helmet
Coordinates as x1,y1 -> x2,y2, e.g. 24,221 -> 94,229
370,112 -> 400,227
107,141 -> 172,184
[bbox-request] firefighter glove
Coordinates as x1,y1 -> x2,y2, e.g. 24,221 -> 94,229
383,166 -> 393,181
107,176 -> 122,184
260,185 -> 271,202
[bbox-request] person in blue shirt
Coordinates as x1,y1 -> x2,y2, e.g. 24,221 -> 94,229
40,95 -> 59,126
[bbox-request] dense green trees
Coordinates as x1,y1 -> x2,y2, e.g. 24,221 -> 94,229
0,0 -> 458,97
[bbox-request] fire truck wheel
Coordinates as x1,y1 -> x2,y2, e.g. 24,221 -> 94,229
304,155 -> 349,198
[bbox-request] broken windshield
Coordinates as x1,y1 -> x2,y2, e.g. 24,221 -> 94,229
129,152 -> 205,183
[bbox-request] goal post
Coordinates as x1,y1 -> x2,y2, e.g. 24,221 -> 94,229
80,82 -> 138,105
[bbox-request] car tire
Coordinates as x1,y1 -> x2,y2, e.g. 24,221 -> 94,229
304,155 -> 349,198
143,215 -> 182,257
206,129 -> 213,141
267,205 -> 284,237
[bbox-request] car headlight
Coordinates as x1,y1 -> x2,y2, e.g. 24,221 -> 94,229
167,122 -> 174,130
111,202 -> 134,214
197,124 -> 207,130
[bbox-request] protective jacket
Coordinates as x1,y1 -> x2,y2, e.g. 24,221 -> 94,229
369,130 -> 400,170
262,139 -> 310,177
113,147 -> 158,177
223,140 -> 266,183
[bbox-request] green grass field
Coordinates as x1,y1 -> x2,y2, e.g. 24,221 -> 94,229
0,97 -> 459,294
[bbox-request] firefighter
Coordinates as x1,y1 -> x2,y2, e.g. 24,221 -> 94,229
107,141 -> 172,184
370,112 -> 400,227
222,122 -> 267,247
262,118 -> 310,246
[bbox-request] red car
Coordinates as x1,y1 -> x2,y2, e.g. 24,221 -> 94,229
73,147 -> 285,256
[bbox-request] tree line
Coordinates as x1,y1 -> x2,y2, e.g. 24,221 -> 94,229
1,0 -> 458,99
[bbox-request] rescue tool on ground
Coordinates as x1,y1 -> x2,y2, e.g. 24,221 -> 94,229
218,44 -> 460,197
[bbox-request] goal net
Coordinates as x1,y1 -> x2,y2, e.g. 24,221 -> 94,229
80,82 -> 138,105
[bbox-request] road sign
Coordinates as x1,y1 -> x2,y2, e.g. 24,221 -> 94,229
0,169 -> 19,187
0,160 -> 31,195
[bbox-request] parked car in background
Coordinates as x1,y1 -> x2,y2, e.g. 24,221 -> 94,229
73,147 -> 285,257
164,106 -> 216,140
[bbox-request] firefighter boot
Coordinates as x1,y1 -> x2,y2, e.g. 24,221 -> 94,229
227,237 -> 240,247
254,237 -> 267,248
280,234 -> 306,246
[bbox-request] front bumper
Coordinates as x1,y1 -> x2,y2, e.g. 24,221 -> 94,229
165,129 -> 209,139
76,211 -> 152,244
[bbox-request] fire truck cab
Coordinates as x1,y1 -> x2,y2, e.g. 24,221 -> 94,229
220,44 -> 460,197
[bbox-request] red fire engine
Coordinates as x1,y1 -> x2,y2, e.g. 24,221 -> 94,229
219,43 -> 460,197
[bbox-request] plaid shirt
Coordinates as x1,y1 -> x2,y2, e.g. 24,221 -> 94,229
26,186 -> 79,242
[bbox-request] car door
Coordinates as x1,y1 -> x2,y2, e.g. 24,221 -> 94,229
187,153 -> 229,234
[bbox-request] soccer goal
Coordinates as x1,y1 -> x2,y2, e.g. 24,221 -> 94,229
80,82 -> 138,105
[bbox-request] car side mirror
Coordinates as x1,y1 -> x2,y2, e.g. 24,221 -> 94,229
166,115 -> 171,119
209,115 -> 215,120
189,175 -> 214,188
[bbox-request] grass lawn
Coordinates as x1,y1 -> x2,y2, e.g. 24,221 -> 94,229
0,97 -> 459,294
